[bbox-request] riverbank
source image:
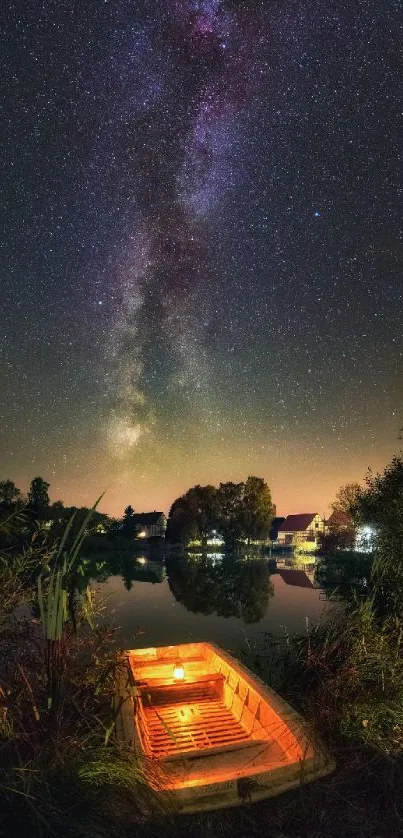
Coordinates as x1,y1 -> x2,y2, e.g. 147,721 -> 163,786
1,569 -> 402,838
1,474 -> 403,837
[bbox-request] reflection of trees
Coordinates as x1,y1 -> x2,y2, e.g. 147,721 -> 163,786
315,555 -> 372,601
120,558 -> 165,590
166,555 -> 274,623
82,554 -> 165,591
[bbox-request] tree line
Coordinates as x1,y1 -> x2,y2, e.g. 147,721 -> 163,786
0,476 -> 110,547
166,476 -> 275,548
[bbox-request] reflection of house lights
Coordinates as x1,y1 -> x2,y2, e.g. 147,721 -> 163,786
138,531 -> 147,538
173,663 -> 185,681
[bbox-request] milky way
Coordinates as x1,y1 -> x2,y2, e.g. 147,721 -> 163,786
0,0 -> 402,515
105,0 -> 256,455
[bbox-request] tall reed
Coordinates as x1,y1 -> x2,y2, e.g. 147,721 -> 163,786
37,495 -> 103,711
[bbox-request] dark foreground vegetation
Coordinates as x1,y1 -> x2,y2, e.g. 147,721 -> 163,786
1,457 -> 403,836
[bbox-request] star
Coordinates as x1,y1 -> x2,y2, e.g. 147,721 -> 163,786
0,0 -> 400,518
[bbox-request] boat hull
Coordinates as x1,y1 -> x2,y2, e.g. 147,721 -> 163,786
116,642 -> 335,813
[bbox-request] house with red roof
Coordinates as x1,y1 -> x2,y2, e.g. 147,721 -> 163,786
277,513 -> 326,548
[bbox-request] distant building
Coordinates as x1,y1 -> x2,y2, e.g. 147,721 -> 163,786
277,513 -> 326,548
270,517 -> 286,541
131,512 -> 167,539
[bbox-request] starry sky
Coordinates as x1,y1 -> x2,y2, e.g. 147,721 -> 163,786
1,0 -> 402,518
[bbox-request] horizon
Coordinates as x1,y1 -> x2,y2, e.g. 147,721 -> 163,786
8,438 -> 400,519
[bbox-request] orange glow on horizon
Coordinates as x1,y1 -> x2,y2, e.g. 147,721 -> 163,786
15,425 -> 400,521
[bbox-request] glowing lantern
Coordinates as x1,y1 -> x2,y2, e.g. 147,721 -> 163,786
173,663 -> 185,681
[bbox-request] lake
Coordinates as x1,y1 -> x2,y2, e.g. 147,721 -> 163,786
91,552 -> 331,655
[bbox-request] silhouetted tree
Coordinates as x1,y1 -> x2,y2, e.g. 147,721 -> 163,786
331,482 -> 363,527
355,456 -> 403,617
167,477 -> 275,548
122,505 -> 136,538
27,476 -> 50,519
215,481 -> 244,548
166,499 -> 199,544
181,485 -> 218,546
48,500 -> 64,521
0,479 -> 22,507
318,528 -> 356,554
49,506 -> 108,544
241,476 -> 275,543
106,518 -> 121,537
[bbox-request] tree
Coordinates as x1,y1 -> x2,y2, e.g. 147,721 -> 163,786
121,505 -> 136,538
182,485 -> 218,546
27,477 -> 50,518
48,500 -> 64,521
318,528 -> 356,554
166,486 -> 217,546
331,482 -> 362,526
355,456 -> 403,616
107,518 -> 121,537
241,476 -> 275,543
49,505 -> 108,544
215,481 -> 244,548
167,477 -> 276,549
166,499 -> 199,544
0,479 -> 22,507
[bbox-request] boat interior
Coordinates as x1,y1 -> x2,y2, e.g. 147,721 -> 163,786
128,642 -> 312,777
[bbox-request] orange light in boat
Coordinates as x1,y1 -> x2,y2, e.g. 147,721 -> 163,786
173,663 -> 185,681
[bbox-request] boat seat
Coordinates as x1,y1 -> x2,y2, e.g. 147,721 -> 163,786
162,737 -> 269,763
139,674 -> 224,707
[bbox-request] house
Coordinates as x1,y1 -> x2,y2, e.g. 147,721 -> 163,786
270,517 -> 286,541
131,512 -> 167,539
277,514 -> 326,548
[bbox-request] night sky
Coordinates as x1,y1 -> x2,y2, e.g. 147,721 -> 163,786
1,0 -> 402,517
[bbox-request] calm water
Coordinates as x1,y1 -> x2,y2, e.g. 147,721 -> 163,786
92,553 -> 330,654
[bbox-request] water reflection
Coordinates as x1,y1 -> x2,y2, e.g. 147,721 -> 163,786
315,554 -> 372,600
88,551 -> 329,648
86,554 -> 165,590
121,557 -> 165,590
166,555 -> 274,623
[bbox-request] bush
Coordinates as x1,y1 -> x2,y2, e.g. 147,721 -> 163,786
0,508 -> 159,835
295,602 -> 402,755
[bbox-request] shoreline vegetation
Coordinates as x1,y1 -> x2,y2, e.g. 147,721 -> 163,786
0,456 -> 403,836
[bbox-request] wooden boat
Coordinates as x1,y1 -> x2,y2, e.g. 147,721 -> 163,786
116,642 -> 335,813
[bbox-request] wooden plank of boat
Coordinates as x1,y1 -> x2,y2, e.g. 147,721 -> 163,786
116,641 -> 335,814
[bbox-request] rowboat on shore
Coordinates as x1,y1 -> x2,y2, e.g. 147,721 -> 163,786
116,641 -> 335,813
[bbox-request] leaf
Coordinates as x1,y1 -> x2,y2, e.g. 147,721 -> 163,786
54,510 -> 77,564
67,494 -> 104,573
104,719 -> 116,745
49,569 -> 62,641
37,575 -> 46,639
